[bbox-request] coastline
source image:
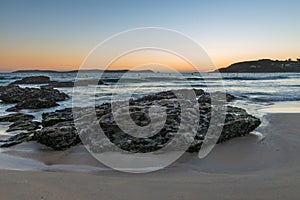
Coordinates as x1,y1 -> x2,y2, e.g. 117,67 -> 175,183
0,113 -> 299,199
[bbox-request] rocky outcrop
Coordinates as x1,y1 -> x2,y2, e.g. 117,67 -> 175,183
6,99 -> 59,112
9,75 -> 104,88
0,113 -> 40,133
34,121 -> 80,150
0,89 -> 260,151
35,89 -> 260,151
216,59 -> 300,73
0,132 -> 35,148
0,85 -> 68,110
42,108 -> 74,127
0,113 -> 40,147
10,76 -> 51,85
45,79 -> 104,88
0,113 -> 34,122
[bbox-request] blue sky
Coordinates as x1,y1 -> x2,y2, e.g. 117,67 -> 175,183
0,0 -> 299,70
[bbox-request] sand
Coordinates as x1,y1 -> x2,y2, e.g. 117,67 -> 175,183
0,113 -> 299,199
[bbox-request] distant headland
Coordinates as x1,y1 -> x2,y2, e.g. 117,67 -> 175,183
12,69 -> 154,73
216,59 -> 300,73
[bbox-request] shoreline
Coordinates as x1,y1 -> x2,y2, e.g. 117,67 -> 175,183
0,113 -> 299,199
0,111 -> 294,173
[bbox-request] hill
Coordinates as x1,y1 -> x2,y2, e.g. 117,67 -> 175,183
216,59 -> 300,73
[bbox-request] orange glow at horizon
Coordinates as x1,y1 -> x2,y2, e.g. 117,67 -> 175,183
1,49 -> 299,72
104,50 -> 213,72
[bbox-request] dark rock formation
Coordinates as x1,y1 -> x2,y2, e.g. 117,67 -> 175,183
6,99 -> 58,112
35,89 -> 260,151
216,59 -> 300,73
0,132 -> 35,148
45,79 -> 104,88
44,81 -> 74,88
0,113 -> 40,132
7,120 -> 40,132
9,75 -> 104,88
0,89 -> 260,151
34,121 -> 80,150
0,113 -> 40,147
0,113 -> 34,122
10,76 -> 51,85
42,108 -> 74,127
0,85 -> 68,110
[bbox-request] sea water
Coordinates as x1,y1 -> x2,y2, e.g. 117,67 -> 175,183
0,71 -> 300,171
1,71 -> 300,117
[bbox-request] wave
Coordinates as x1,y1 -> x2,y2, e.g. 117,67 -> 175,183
144,77 -> 184,81
191,84 -> 208,88
186,77 -> 204,81
102,78 -> 149,83
0,76 -> 18,80
222,75 -> 288,81
251,96 -> 300,102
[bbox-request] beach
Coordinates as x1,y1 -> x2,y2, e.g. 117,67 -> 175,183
0,113 -> 298,200
1,1 -> 300,199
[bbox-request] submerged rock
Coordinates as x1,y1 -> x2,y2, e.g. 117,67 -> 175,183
42,82 -> 74,88
45,79 -> 104,88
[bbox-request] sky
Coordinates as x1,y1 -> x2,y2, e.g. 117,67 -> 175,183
0,0 -> 300,71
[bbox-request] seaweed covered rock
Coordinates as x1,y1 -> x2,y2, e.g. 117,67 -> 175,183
42,108 -> 74,127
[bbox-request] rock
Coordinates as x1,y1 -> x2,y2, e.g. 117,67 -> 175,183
34,89 -> 260,152
7,120 -> 41,132
217,106 -> 260,143
0,113 -> 34,122
34,121 -> 80,150
9,75 -> 105,88
0,113 -> 41,133
198,91 -> 236,104
0,85 -> 68,103
0,85 -> 68,110
10,76 -> 51,85
193,88 -> 205,96
0,132 -> 35,148
45,81 -> 74,88
44,79 -> 104,88
7,99 -> 58,112
42,108 -> 73,127
75,79 -> 104,86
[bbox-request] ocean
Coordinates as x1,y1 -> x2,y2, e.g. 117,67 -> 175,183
0,71 -> 300,171
1,71 -> 300,119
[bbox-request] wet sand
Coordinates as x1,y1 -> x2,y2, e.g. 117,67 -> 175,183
0,113 -> 299,199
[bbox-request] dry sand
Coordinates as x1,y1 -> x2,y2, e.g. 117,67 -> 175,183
0,113 -> 299,200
